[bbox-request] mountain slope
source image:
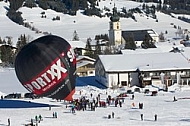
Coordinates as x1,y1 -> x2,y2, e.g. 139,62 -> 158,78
0,0 -> 190,46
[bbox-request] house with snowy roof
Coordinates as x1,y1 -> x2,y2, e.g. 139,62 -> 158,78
76,55 -> 95,77
95,52 -> 190,89
68,40 -> 86,56
66,41 -> 96,77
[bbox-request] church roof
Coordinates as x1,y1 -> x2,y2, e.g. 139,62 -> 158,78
122,29 -> 152,42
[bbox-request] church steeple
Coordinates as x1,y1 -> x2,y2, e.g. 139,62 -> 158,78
109,3 -> 122,47
110,3 -> 120,22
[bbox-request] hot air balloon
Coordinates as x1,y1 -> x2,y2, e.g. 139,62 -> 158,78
15,35 -> 76,101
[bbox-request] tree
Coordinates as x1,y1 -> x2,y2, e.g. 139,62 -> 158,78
2,39 -> 6,44
157,0 -> 162,11
7,37 -> 13,46
186,34 -> 189,40
9,0 -> 25,11
141,34 -> 156,49
7,0 -> 24,25
151,4 -> 156,14
23,0 -> 37,8
94,40 -> 102,59
103,46 -> 112,55
0,37 -> 2,44
0,39 -> 15,67
159,32 -> 165,41
72,30 -> 79,41
15,34 -> 28,54
84,37 -> 94,58
124,33 -> 136,50
142,3 -> 145,10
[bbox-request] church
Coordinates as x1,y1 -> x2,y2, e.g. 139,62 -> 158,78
108,5 -> 159,48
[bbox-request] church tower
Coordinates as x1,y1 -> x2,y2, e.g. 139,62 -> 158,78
109,4 -> 122,47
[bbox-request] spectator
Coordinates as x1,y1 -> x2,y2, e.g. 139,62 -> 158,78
154,114 -> 157,121
112,112 -> 115,118
8,118 -> 10,126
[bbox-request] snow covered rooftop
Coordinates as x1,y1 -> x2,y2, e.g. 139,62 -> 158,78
68,40 -> 86,49
77,60 -> 94,69
98,52 -> 190,72
76,55 -> 95,68
76,55 -> 95,62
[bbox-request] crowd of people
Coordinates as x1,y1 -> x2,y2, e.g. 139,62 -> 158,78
21,90 -> 161,125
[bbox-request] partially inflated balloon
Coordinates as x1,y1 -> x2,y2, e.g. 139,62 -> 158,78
15,35 -> 76,101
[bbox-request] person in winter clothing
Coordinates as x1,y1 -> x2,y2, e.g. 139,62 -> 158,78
154,114 -> 157,121
112,112 -> 115,118
39,114 -> 42,121
54,112 -> 57,118
8,118 -> 10,126
173,96 -> 177,102
140,114 -> 143,121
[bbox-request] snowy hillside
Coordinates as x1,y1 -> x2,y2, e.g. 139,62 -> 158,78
0,0 -> 190,46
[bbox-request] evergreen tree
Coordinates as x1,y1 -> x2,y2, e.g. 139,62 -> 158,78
141,34 -> 156,49
71,0 -> 79,11
72,30 -> 79,41
79,0 -> 88,10
9,0 -> 24,11
103,46 -> 112,54
146,4 -> 150,14
94,40 -> 102,59
23,0 -> 37,8
7,0 -> 24,25
186,34 -> 189,40
0,40 -> 14,67
159,32 -> 165,41
2,39 -> 6,44
124,33 -> 136,50
0,37 -> 2,44
7,37 -> 13,46
157,0 -> 162,11
15,34 -> 28,54
84,37 -> 94,58
142,3 -> 145,10
151,4 -> 156,14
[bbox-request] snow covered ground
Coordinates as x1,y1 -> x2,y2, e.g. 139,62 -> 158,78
0,0 -> 190,125
0,68 -> 190,126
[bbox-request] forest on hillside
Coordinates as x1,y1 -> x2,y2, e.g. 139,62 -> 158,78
4,0 -> 190,25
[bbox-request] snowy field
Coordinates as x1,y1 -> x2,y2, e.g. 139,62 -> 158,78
0,68 -> 190,126
0,0 -> 190,125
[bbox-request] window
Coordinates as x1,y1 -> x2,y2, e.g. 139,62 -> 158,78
89,71 -> 94,74
117,23 -> 119,29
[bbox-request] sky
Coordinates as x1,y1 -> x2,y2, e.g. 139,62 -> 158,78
0,0 -> 190,125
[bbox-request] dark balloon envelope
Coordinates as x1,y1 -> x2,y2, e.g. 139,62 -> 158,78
15,35 -> 76,101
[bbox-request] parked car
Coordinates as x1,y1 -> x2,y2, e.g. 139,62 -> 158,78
4,93 -> 21,99
126,89 -> 133,94
24,93 -> 39,99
